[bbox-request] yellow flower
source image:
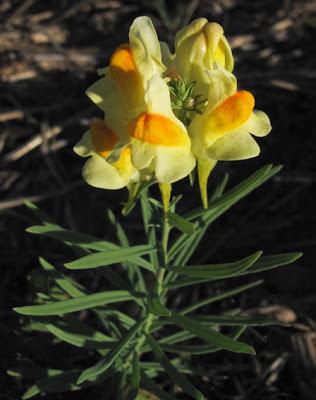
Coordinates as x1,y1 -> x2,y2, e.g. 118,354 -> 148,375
74,16 -> 271,211
75,16 -> 195,191
189,67 -> 271,207
163,18 -> 234,98
74,119 -> 135,189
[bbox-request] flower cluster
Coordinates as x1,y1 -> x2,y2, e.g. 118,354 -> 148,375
74,16 -> 271,208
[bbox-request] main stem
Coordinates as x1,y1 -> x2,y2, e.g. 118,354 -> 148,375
157,211 -> 170,295
122,211 -> 170,387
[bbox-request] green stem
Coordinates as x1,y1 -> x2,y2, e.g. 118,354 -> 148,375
121,210 -> 170,395
157,211 -> 170,295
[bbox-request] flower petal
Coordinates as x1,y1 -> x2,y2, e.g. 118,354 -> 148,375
243,110 -> 272,137
129,16 -> 165,80
175,18 -> 208,49
155,147 -> 196,183
204,90 -> 255,142
86,74 -> 130,138
160,41 -> 173,69
82,155 -> 128,189
128,112 -> 189,146
207,130 -> 260,160
205,67 -> 237,111
86,74 -> 120,113
90,119 -> 118,157
130,139 -> 155,170
73,131 -> 93,158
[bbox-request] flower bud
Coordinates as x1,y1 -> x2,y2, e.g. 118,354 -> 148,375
174,19 -> 234,89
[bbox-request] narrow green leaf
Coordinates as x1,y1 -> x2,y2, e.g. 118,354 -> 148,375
192,314 -> 285,326
140,361 -> 193,375
181,280 -> 263,314
145,334 -> 204,400
45,318 -> 114,350
170,313 -> 255,355
28,224 -> 154,272
166,252 -> 302,290
168,165 -> 281,268
210,173 -> 229,200
39,257 -> 85,298
166,251 -> 262,279
65,245 -> 155,270
140,190 -> 159,270
21,364 -> 116,399
161,326 -> 247,355
14,290 -> 143,316
168,213 -> 195,234
24,200 -> 53,224
148,297 -> 171,317
26,224 -> 117,251
77,318 -> 145,384
96,309 -> 136,328
7,367 -> 62,380
141,372 -> 178,400
132,352 -> 140,390
107,209 -> 148,296
22,370 -> 81,399
167,174 -> 229,266
158,330 -> 195,346
240,252 -> 303,275
107,209 -> 129,247
186,164 -> 281,221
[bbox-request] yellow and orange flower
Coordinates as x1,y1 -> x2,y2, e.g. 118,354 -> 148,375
74,16 -> 195,191
74,16 -> 271,209
188,67 -> 271,206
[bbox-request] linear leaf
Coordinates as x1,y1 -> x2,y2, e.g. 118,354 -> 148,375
24,200 -> 53,224
166,252 -> 302,290
166,251 -> 262,279
65,245 -> 155,270
107,209 -> 148,294
210,173 -> 229,200
185,164 -> 281,221
132,352 -> 140,390
141,372 -> 178,400
26,224 -> 116,251
22,370 -> 81,399
168,165 -> 281,268
170,313 -> 255,355
168,213 -> 195,234
145,334 -> 204,400
158,330 -> 195,346
161,326 -> 247,355
140,190 -> 159,270
148,297 -> 171,317
181,280 -> 263,315
14,290 -> 143,316
77,318 -> 145,384
239,252 -> 303,275
192,315 -> 285,326
45,318 -> 114,350
166,174 -> 228,265
39,257 -> 85,297
140,361 -> 192,375
28,224 -> 154,272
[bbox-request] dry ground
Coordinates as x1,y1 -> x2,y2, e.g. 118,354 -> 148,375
1,0 -> 316,399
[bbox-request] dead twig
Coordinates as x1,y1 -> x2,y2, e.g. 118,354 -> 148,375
2,106 -> 94,163
0,181 -> 83,210
0,110 -> 24,123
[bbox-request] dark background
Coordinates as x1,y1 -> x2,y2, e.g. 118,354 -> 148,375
1,0 -> 315,399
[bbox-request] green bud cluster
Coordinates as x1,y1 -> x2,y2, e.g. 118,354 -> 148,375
168,77 -> 207,125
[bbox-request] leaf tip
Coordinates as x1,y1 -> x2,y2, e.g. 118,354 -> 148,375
294,252 -> 303,260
